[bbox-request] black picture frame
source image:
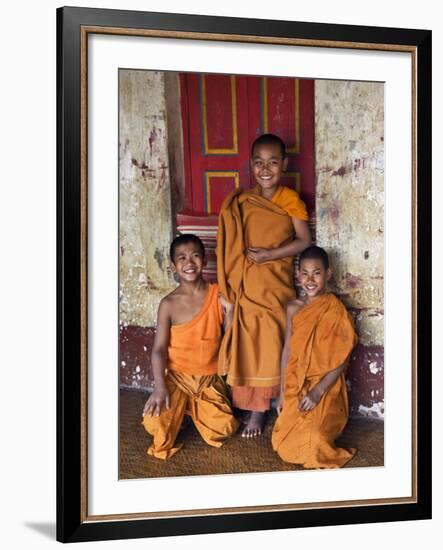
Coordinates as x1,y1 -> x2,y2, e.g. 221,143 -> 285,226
57,6 -> 432,543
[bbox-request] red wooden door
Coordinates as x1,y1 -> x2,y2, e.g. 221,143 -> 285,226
180,73 -> 315,215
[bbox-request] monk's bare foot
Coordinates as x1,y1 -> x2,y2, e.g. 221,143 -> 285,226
241,411 -> 266,438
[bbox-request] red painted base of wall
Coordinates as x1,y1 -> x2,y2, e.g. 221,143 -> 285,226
120,325 -> 384,418
347,344 -> 384,418
120,325 -> 155,388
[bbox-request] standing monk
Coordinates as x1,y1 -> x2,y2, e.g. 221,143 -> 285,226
216,134 -> 311,437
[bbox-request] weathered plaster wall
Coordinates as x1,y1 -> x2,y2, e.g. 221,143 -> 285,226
315,80 -> 384,418
119,70 -> 176,388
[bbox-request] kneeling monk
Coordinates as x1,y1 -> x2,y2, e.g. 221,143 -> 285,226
142,234 -> 238,460
272,246 -> 358,469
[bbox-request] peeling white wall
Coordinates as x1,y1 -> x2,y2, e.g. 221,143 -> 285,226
119,70 -> 176,327
315,80 -> 384,346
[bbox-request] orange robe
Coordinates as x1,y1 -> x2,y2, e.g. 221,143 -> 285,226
272,293 -> 358,469
143,284 -> 238,459
216,185 -> 308,410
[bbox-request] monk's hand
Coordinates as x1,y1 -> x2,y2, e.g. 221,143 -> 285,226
246,247 -> 273,264
142,384 -> 170,418
298,387 -> 323,412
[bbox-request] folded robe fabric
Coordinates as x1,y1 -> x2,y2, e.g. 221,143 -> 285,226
272,293 -> 358,469
216,185 -> 308,390
143,283 -> 238,459
143,370 -> 238,460
270,185 -> 310,220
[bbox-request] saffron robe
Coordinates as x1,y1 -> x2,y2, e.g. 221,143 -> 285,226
143,284 -> 238,459
272,293 -> 358,469
216,185 -> 308,403
168,283 -> 224,376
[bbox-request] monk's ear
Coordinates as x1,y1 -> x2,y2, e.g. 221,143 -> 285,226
282,157 -> 288,171
170,260 -> 177,273
326,267 -> 333,281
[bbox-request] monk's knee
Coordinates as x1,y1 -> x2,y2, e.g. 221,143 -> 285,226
142,411 -> 168,436
142,413 -> 155,435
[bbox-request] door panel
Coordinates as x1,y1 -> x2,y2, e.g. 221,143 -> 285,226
180,72 -> 315,215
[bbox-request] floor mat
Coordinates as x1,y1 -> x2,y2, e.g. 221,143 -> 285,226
119,389 -> 384,479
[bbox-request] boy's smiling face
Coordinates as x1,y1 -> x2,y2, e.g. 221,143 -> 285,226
297,258 -> 332,302
251,143 -> 288,195
170,242 -> 205,283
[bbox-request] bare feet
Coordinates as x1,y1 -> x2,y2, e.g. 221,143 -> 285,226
241,411 -> 266,438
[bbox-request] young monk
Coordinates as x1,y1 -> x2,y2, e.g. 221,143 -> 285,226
142,234 -> 238,459
217,134 -> 311,437
272,246 -> 358,469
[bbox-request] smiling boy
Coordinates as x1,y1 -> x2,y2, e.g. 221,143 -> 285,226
272,246 -> 358,468
142,234 -> 238,460
217,134 -> 311,437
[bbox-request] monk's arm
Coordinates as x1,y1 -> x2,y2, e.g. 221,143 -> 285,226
298,363 -> 347,412
276,301 -> 300,414
315,364 -> 347,397
142,300 -> 171,417
218,293 -> 234,332
247,218 -> 311,263
272,218 -> 311,259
